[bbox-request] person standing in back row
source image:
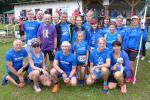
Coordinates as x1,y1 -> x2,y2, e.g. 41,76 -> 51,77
23,10 -> 40,43
38,14 -> 57,71
125,15 -> 148,84
55,12 -> 72,49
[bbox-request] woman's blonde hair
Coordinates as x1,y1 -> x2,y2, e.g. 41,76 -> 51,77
75,31 -> 84,45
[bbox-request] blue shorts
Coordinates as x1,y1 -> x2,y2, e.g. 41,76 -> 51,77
93,69 -> 103,80
27,67 -> 33,74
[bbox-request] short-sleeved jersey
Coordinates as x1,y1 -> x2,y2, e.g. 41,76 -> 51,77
28,52 -> 43,73
5,48 -> 28,72
54,51 -> 76,75
23,20 -> 40,43
89,48 -> 110,66
38,24 -> 57,51
73,41 -> 89,63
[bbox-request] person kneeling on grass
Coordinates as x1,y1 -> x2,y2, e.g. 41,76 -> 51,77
86,37 -> 110,94
51,41 -> 77,93
28,40 -> 51,93
2,39 -> 28,88
108,41 -> 131,93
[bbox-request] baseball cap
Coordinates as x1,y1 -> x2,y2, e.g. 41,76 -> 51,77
61,41 -> 71,46
131,15 -> 139,20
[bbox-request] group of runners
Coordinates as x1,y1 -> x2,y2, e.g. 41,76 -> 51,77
2,8 -> 148,94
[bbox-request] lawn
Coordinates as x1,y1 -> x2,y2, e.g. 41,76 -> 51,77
0,39 -> 150,100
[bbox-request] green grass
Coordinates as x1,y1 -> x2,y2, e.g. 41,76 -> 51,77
0,40 -> 150,100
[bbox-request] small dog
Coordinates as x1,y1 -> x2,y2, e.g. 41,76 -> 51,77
116,57 -> 124,73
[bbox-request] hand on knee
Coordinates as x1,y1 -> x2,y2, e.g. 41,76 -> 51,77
29,70 -> 40,80
50,68 -> 57,76
86,78 -> 93,85
18,82 -> 25,88
41,75 -> 51,87
70,77 -> 77,86
114,72 -> 123,80
70,81 -> 77,87
101,67 -> 109,75
108,82 -> 117,89
45,81 -> 51,87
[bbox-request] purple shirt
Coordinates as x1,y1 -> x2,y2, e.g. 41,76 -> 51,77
38,24 -> 57,51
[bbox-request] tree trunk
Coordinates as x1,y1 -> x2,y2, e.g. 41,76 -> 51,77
124,0 -> 141,15
104,5 -> 109,16
104,0 -> 114,16
131,6 -> 134,15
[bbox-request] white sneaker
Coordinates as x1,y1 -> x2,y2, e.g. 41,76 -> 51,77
34,84 -> 41,93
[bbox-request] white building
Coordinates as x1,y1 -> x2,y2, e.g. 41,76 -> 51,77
14,0 -> 82,19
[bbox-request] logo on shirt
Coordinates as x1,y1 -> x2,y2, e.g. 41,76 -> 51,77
95,54 -> 104,65
43,29 -> 49,38
26,26 -> 35,30
97,56 -> 104,65
78,47 -> 86,51
14,56 -> 24,62
60,60 -> 69,65
62,27 -> 69,36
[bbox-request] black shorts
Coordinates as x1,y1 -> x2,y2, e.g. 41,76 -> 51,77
7,72 -> 20,84
126,49 -> 138,61
108,71 -> 127,83
19,31 -> 24,36
77,62 -> 85,66
42,51 -> 54,61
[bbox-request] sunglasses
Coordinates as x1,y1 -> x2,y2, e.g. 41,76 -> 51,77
32,45 -> 40,48
32,42 -> 40,48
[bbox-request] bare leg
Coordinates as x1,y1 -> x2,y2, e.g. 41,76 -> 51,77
114,71 -> 124,85
114,71 -> 127,93
70,77 -> 77,86
101,67 -> 110,82
101,67 -> 110,94
86,75 -> 94,85
29,70 -> 41,92
49,60 -> 53,70
77,66 -> 81,80
50,68 -> 58,83
108,82 -> 117,89
6,75 -> 19,87
50,68 -> 60,93
130,61 -> 135,76
81,67 -> 86,80
39,70 -> 51,87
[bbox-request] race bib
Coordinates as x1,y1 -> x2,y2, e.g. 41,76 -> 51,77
77,55 -> 87,63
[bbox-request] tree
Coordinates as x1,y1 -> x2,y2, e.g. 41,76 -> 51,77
124,0 -> 141,15
98,0 -> 114,16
